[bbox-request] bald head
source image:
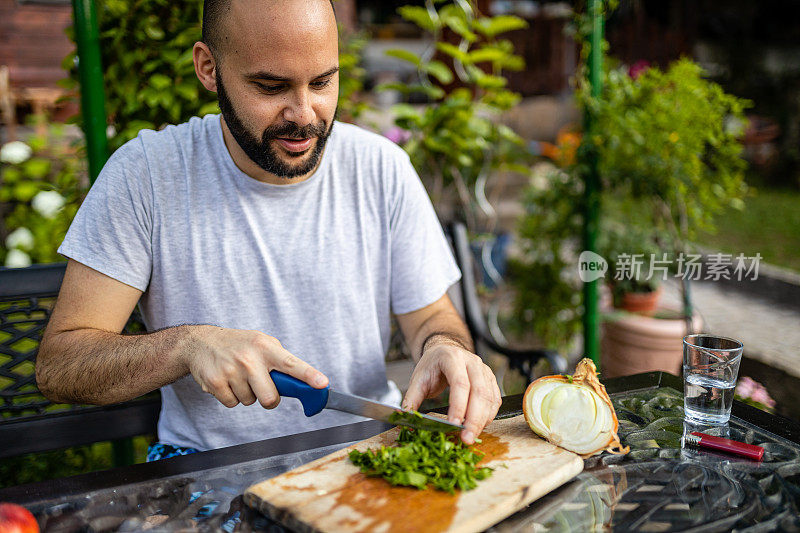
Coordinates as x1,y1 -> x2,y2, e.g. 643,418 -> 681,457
202,0 -> 336,60
193,0 -> 340,182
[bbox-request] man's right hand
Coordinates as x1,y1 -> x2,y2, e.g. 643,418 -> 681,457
37,260 -> 328,408
183,325 -> 329,409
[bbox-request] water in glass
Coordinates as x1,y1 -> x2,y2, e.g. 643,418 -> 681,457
683,372 -> 737,424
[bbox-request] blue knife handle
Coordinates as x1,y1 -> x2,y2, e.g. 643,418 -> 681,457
269,371 -> 329,417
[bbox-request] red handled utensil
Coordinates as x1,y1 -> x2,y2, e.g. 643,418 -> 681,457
684,431 -> 764,460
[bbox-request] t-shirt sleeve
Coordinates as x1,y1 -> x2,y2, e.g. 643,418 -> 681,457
58,139 -> 153,291
389,153 -> 461,314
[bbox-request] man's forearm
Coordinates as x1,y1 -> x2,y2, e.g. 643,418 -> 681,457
411,308 -> 474,361
36,325 -> 197,405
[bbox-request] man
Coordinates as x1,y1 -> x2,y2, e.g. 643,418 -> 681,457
36,0 -> 501,458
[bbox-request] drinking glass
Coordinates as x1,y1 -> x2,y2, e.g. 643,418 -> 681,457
683,334 -> 744,424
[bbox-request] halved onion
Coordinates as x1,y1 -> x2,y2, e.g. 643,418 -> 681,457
523,358 -> 629,457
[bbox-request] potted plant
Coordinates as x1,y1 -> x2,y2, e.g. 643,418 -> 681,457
597,222 -> 663,315
509,57 -> 749,376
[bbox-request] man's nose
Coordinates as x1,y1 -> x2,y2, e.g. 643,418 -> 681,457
282,89 -> 315,128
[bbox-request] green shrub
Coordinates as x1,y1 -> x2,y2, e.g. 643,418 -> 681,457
584,59 -> 750,242
380,1 -> 532,230
510,58 -> 750,351
0,436 -> 153,489
61,0 -> 217,152
337,28 -> 371,123
0,123 -> 87,266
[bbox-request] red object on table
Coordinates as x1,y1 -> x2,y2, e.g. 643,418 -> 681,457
687,432 -> 765,461
0,502 -> 39,533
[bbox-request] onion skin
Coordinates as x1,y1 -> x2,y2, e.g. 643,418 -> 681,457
523,358 -> 629,458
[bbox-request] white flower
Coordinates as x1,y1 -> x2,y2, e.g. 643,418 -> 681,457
0,141 -> 33,164
5,249 -> 32,268
31,190 -> 65,219
5,227 -> 35,251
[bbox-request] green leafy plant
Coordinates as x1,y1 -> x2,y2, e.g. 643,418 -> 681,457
597,222 -> 664,306
381,1 -> 532,230
0,436 -> 153,489
0,124 -> 88,266
510,56 -> 750,350
62,0 -> 217,152
337,27 -> 371,123
507,163 -> 584,350
584,59 -> 750,247
349,424 -> 492,493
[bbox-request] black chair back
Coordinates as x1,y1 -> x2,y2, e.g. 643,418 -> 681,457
446,222 -> 568,380
0,263 -> 159,459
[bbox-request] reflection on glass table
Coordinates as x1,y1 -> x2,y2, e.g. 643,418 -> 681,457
8,373 -> 800,532
493,387 -> 800,532
26,442 -> 355,531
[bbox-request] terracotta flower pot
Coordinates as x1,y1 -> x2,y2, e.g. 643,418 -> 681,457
619,286 -> 662,315
600,309 -> 703,379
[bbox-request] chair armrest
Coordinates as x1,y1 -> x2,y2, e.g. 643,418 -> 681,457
0,396 -> 161,459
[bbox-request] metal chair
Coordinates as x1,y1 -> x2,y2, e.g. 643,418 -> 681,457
447,221 -> 568,392
0,263 -> 159,463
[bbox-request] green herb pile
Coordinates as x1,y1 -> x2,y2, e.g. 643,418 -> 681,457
348,426 -> 493,493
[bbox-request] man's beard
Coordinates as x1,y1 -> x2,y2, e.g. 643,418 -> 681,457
216,71 -> 335,178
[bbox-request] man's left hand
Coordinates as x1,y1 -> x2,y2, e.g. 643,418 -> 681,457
402,343 -> 502,445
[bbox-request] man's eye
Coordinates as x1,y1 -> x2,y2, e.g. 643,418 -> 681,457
311,79 -> 331,89
256,84 -> 284,93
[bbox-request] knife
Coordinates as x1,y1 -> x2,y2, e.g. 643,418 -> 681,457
270,371 -> 464,433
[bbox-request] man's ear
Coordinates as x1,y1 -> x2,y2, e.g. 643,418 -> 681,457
193,41 -> 218,92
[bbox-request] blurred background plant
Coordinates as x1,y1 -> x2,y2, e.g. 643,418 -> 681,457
61,0 -> 218,152
0,119 -> 87,267
507,159 -> 583,353
509,56 -> 751,353
337,28 -> 372,124
584,59 -> 750,252
379,1 -> 532,231
597,222 -> 664,309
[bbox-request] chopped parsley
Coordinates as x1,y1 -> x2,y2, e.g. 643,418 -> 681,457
348,425 -> 493,493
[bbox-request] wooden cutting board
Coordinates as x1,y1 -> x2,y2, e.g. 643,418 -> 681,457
244,415 -> 584,533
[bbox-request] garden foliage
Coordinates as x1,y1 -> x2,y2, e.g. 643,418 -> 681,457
0,124 -> 86,266
511,57 -> 751,351
584,59 -> 750,243
61,0 -> 217,152
381,1 -> 532,229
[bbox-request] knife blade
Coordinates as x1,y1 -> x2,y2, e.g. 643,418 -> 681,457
270,371 -> 464,434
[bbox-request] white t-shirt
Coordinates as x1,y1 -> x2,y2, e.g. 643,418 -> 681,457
58,115 -> 461,450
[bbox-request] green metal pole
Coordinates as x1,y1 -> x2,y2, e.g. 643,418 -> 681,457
582,0 -> 603,366
72,0 -> 108,183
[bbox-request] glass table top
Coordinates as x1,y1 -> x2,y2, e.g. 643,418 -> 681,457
20,386 -> 800,532
492,387 -> 800,532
